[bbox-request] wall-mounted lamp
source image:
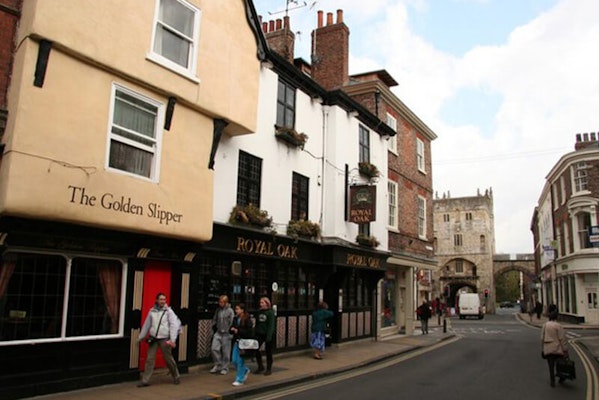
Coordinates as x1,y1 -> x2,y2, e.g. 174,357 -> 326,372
348,110 -> 359,118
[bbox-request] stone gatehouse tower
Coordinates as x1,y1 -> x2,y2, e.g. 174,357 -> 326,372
433,188 -> 496,313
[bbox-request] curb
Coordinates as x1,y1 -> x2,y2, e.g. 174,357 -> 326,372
202,334 -> 456,400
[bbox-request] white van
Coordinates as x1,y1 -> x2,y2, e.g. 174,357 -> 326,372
458,293 -> 484,319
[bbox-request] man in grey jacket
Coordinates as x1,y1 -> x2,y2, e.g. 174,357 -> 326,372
210,295 -> 235,374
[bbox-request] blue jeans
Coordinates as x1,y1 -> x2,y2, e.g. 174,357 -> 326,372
231,342 -> 249,383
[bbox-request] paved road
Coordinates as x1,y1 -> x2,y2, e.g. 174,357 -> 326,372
242,314 -> 588,400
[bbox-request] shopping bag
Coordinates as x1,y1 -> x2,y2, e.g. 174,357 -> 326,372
556,357 -> 576,380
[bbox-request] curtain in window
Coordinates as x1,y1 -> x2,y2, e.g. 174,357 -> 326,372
155,0 -> 194,68
0,257 -> 16,298
98,262 -> 121,334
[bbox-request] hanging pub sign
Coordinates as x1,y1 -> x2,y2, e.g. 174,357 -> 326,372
349,185 -> 376,223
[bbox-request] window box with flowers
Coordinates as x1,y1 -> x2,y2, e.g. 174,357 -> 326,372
229,204 -> 273,229
358,162 -> 380,179
274,125 -> 308,149
287,220 -> 321,239
356,233 -> 380,248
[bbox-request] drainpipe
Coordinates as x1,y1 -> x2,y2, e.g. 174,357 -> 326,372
319,106 -> 330,237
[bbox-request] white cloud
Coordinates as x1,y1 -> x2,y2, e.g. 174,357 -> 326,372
254,0 -> 599,253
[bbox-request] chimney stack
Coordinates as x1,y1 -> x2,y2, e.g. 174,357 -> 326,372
311,9 -> 349,90
261,15 -> 295,63
574,132 -> 599,150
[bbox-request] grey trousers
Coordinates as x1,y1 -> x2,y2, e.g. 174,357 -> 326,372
211,332 -> 232,371
141,339 -> 180,383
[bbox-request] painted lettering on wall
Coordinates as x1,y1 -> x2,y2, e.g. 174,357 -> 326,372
67,185 -> 183,225
236,237 -> 298,259
346,253 -> 380,268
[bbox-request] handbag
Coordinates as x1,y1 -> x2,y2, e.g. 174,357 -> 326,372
238,338 -> 259,350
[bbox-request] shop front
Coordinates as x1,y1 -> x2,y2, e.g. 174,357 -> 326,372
0,217 -> 197,400
192,223 -> 388,360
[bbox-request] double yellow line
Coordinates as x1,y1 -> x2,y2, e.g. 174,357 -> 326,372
571,339 -> 599,400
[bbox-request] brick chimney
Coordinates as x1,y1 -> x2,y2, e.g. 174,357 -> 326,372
311,10 -> 349,90
262,16 -> 295,63
575,132 -> 599,150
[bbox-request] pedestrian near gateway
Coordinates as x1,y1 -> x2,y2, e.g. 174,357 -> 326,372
417,300 -> 432,334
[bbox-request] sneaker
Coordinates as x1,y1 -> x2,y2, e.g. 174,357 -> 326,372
255,367 -> 265,374
264,369 -> 272,376
136,382 -> 150,388
220,369 -> 228,375
243,368 -> 251,382
232,381 -> 244,386
173,377 -> 180,385
209,366 -> 220,374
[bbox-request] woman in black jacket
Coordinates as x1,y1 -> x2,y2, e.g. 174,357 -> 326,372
230,303 -> 254,386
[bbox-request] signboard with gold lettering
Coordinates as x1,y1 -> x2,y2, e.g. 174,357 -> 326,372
349,185 -> 376,223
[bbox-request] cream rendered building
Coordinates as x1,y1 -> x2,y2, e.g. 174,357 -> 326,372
0,1 -> 265,398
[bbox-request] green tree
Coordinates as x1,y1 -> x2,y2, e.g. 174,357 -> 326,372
495,270 -> 520,302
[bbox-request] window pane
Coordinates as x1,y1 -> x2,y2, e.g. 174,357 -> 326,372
67,258 -> 122,337
114,92 -> 157,139
155,27 -> 191,67
0,253 -> 66,341
109,140 -> 153,178
160,0 -> 194,37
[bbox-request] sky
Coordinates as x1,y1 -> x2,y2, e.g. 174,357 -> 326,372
252,0 -> 599,255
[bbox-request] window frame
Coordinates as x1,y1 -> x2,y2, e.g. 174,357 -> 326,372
573,161 -> 588,193
416,138 -> 425,173
276,79 -> 296,129
236,150 -> 263,207
386,113 -> 397,154
148,0 -> 201,81
387,180 -> 398,229
0,251 -> 126,345
291,172 -> 309,221
417,195 -> 426,238
359,125 -> 370,163
106,84 -> 164,182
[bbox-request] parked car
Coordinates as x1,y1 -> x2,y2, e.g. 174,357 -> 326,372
499,301 -> 514,308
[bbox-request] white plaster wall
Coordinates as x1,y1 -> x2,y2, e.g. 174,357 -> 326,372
213,65 -> 389,250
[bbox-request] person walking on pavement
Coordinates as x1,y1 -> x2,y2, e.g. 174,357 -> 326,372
255,296 -> 275,375
310,301 -> 334,360
541,304 -> 569,387
210,295 -> 234,375
137,292 -> 181,387
535,301 -> 543,319
417,300 -> 431,334
230,303 -> 254,386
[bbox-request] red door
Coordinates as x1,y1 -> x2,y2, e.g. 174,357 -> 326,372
139,261 -> 172,370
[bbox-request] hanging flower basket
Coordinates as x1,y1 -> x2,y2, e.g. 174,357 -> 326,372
275,125 -> 308,149
229,204 -> 273,229
356,233 -> 380,248
358,162 -> 380,179
287,220 -> 321,239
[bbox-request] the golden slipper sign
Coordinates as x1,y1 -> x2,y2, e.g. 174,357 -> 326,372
349,185 -> 376,223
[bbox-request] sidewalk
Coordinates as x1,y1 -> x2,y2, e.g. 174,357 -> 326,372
27,315 -> 599,400
27,321 -> 454,400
